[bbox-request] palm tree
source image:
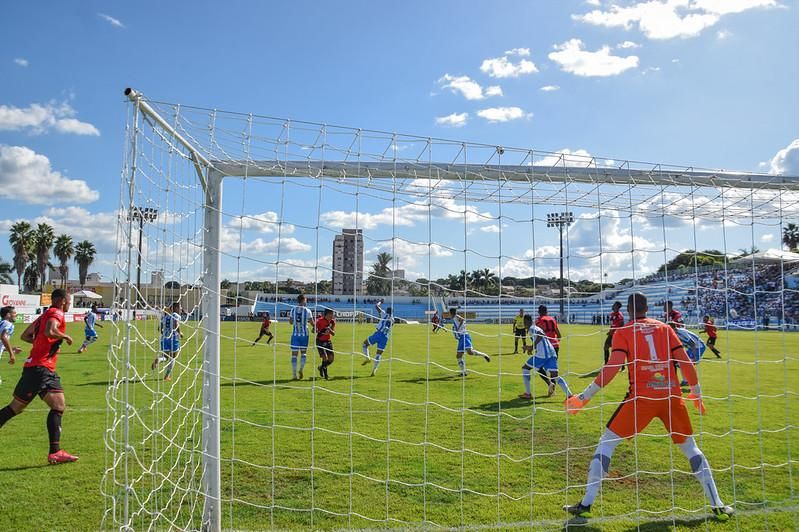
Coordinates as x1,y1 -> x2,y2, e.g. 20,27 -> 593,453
365,252 -> 393,296
0,258 -> 13,285
783,223 -> 799,252
9,221 -> 33,291
74,240 -> 97,288
473,268 -> 498,293
32,223 -> 55,292
23,262 -> 38,292
53,234 -> 74,289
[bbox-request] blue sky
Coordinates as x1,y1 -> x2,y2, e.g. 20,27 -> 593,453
1,1 -> 798,286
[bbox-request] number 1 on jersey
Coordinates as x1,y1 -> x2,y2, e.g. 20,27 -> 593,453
644,334 -> 658,361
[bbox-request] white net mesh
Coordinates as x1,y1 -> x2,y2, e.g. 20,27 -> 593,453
103,91 -> 799,530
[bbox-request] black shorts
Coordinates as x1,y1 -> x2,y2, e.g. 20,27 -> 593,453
514,328 -> 526,337
13,366 -> 63,404
260,326 -> 271,334
707,336 -> 717,346
316,340 -> 333,357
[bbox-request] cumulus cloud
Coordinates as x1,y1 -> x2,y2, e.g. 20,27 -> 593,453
0,101 -> 100,136
98,13 -> 125,28
227,211 -> 294,234
320,197 -> 494,230
540,85 -> 560,92
480,55 -> 538,78
617,40 -> 642,48
435,112 -> 469,127
716,29 -> 732,39
369,238 -> 453,271
549,39 -> 639,77
13,58 -> 28,67
761,233 -> 775,243
0,145 -> 100,205
438,74 -> 502,100
476,107 -> 531,123
504,47 -> 531,56
535,148 -> 595,167
769,139 -> 799,176
573,0 -> 775,40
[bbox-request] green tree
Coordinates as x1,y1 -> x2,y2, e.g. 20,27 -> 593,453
366,252 -> 393,296
657,249 -> 726,273
0,258 -> 13,285
74,240 -> 97,288
32,223 -> 55,292
53,234 -> 74,289
9,221 -> 33,291
783,223 -> 799,252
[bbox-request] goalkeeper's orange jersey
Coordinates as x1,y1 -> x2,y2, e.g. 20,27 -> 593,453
611,317 -> 694,399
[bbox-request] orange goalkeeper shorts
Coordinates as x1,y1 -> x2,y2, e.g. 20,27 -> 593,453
607,395 -> 693,444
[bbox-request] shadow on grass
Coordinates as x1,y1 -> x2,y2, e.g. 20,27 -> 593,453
221,376 -> 366,388
472,395 -> 560,411
0,463 -> 50,472
398,375 -> 472,384
623,514 -> 723,531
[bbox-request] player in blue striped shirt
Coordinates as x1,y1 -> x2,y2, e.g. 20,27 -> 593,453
361,300 -> 393,376
151,302 -> 183,381
78,304 -> 103,353
0,306 -> 22,385
519,314 -> 572,399
289,294 -> 315,380
449,308 -> 490,377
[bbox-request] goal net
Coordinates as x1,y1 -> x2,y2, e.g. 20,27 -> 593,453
102,89 -> 799,530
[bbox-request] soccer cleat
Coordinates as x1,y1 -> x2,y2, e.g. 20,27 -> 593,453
547,382 -> 556,397
680,380 -> 689,387
564,503 -> 592,519
361,356 -> 371,366
164,375 -> 172,382
151,359 -> 159,371
711,505 -> 734,521
460,371 -> 468,377
318,365 -> 325,378
518,392 -> 532,400
298,369 -> 304,380
48,449 -> 79,465
483,354 -> 491,363
370,368 -> 377,377
323,367 -> 329,380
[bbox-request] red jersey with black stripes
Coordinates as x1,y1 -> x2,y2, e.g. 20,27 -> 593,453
610,318 -> 691,399
536,315 -> 560,349
25,307 -> 66,372
609,310 -> 624,330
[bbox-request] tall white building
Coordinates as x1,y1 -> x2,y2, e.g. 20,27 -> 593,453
332,229 -> 363,295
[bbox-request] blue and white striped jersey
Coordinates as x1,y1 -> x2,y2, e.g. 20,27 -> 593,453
161,312 -> 181,340
452,317 -> 467,339
375,309 -> 393,335
289,306 -> 314,337
675,327 -> 706,363
0,319 -> 15,355
85,311 -> 98,331
530,325 -> 556,359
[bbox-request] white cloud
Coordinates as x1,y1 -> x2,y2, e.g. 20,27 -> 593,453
540,85 -> 561,92
369,239 -> 453,271
535,148 -> 594,167
0,101 -> 100,136
13,58 -> 28,67
618,40 -> 642,48
98,13 -> 125,28
572,0 -> 774,40
586,0 -> 601,5
549,39 -> 639,77
228,211 -> 294,234
476,107 -> 531,123
761,233 -> 775,243
435,112 -> 469,127
671,58 -> 681,63
438,74 -> 502,101
0,145 -> 100,205
769,139 -> 799,175
480,56 -> 539,78
504,47 -> 531,56
694,0 -> 776,15
716,29 -> 732,39
240,237 -> 311,254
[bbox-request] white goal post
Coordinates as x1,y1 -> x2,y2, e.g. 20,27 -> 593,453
102,88 -> 799,532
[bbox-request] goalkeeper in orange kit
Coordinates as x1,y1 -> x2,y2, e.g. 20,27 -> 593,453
564,292 -> 733,521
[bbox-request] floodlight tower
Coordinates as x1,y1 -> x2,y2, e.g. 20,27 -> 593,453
129,206 -> 158,307
547,211 -> 574,320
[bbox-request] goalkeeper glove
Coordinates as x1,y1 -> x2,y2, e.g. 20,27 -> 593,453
687,385 -> 706,414
565,382 -> 601,415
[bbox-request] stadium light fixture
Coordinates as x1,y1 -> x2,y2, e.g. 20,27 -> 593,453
546,211 -> 574,320
129,206 -> 159,307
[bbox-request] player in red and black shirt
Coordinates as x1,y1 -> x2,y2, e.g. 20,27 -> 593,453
701,315 -> 722,358
534,305 -> 562,386
0,289 -> 78,464
665,301 -> 684,329
603,301 -> 625,365
431,312 -> 443,333
252,312 -> 274,345
316,309 -> 336,380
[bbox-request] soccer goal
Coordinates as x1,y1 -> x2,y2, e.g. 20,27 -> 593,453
102,88 -> 799,530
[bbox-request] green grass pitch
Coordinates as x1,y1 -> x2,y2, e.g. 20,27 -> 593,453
0,320 -> 797,530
